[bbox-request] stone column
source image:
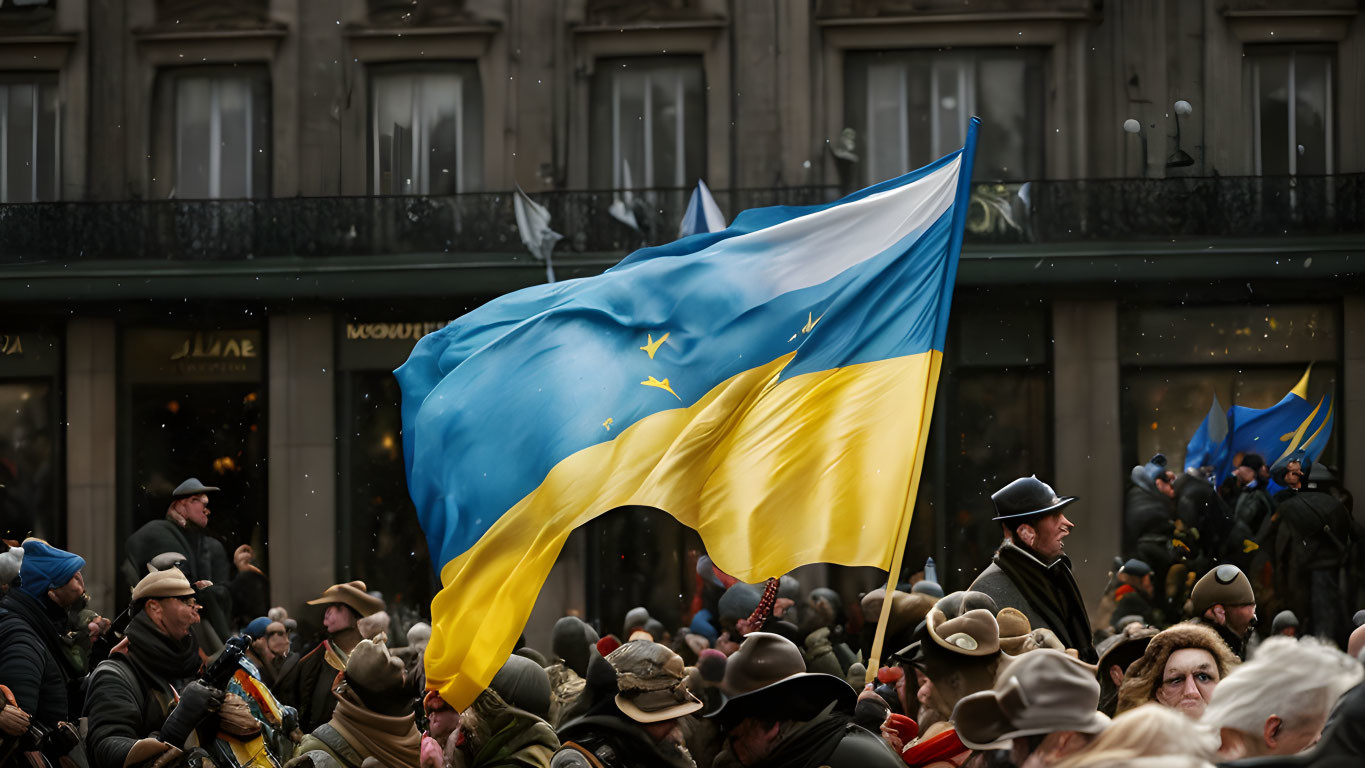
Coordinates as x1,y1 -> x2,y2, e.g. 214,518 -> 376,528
267,312 -> 337,616
65,318 -> 118,614
1052,300 -> 1122,610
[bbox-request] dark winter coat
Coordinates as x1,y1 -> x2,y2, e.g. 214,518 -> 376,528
1175,473 -> 1234,562
1112,585 -> 1160,629
83,611 -> 204,768
279,637 -> 349,733
1234,486 -> 1275,536
1272,488 -> 1353,644
969,541 -> 1097,662
553,707 -> 696,768
123,518 -> 229,587
710,703 -> 903,768
0,590 -> 85,728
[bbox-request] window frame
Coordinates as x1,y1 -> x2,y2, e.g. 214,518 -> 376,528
1243,44 -> 1336,177
367,61 -> 484,196
0,72 -> 61,203
150,65 -> 273,200
588,54 -> 707,192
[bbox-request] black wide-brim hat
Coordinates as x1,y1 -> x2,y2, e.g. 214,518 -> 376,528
991,476 -> 1078,522
706,672 -> 856,726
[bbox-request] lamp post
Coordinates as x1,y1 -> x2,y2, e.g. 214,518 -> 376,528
1123,118 -> 1148,178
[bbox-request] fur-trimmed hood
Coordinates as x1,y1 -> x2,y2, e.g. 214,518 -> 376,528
1115,622 -> 1240,715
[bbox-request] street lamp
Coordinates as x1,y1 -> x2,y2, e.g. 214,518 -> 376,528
1123,118 -> 1147,178
1168,101 -> 1195,168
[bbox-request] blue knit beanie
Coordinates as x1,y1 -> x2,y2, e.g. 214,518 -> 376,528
19,539 -> 85,598
243,616 -> 272,639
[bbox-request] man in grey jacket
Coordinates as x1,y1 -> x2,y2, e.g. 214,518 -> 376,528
968,476 -> 1096,662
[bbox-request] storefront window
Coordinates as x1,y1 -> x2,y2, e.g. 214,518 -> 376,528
119,329 -> 267,603
1119,304 -> 1340,473
0,380 -> 58,542
338,369 -> 434,617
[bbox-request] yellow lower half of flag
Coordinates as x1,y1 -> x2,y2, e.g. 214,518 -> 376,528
428,348 -> 942,709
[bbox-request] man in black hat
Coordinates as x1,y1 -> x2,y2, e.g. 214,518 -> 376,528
708,632 -> 899,768
968,476 -> 1096,662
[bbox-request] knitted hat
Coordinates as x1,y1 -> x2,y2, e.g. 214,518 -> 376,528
1119,559 -> 1152,578
244,616 -> 271,639
0,546 -> 22,586
490,653 -> 552,720
697,648 -> 727,683
552,616 -> 595,677
1271,610 -> 1300,634
18,538 -> 84,597
132,567 -> 195,601
1190,564 -> 1255,616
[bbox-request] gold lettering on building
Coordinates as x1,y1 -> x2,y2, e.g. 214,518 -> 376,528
0,335 -> 22,356
345,321 -> 450,343
170,333 -> 259,361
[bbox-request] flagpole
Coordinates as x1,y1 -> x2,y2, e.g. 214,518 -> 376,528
866,116 -> 980,682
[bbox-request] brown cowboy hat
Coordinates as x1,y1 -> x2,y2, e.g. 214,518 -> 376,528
307,580 -> 384,617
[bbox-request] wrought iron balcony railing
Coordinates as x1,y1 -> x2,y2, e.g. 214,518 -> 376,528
0,174 -> 1360,265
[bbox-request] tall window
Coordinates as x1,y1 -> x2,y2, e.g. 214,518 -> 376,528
371,64 -> 484,195
844,49 -> 1044,183
155,69 -> 271,198
1245,47 -> 1333,175
590,57 -> 706,190
0,76 -> 59,203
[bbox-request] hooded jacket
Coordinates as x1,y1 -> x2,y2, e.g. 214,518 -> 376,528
969,541 -> 1097,662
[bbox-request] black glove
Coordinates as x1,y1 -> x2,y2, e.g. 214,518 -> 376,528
159,681 -> 225,747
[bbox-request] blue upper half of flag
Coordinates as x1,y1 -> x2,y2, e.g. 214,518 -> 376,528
1206,373 -> 1334,482
397,144 -> 972,571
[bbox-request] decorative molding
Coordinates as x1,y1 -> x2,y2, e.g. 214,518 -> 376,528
816,11 -> 1091,28
0,34 -> 77,70
133,27 -> 286,65
345,24 -> 500,62
1223,10 -> 1356,43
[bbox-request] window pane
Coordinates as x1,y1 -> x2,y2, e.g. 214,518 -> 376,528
171,72 -> 269,199
218,79 -> 251,198
0,381 -> 57,544
5,84 -> 35,202
845,49 -> 1043,183
371,64 -> 483,195
35,81 -> 58,201
176,78 -> 213,198
1293,53 -> 1330,175
1252,54 -> 1291,175
590,57 -> 706,190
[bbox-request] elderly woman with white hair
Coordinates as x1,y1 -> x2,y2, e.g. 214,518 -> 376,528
1201,636 -> 1363,760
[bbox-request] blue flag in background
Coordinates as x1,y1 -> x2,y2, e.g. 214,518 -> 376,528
1183,393 -> 1228,473
1216,367 -> 1334,482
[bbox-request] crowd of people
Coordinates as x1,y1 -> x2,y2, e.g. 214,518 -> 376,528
1,449 -> 1362,768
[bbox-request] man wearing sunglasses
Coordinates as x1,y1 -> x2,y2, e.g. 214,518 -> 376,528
85,568 -> 225,768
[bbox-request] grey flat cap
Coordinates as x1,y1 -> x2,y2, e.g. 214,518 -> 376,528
172,478 -> 220,498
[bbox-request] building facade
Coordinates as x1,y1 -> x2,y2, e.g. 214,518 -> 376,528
1,0 -> 1362,644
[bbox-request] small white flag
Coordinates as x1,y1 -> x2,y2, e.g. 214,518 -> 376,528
513,185 -> 563,283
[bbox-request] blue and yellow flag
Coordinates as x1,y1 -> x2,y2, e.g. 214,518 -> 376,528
1219,366 -> 1334,482
397,119 -> 980,709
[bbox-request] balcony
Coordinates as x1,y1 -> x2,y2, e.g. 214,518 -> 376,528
0,174 -> 1361,265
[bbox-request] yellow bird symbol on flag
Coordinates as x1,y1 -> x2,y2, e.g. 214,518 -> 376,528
641,376 -> 681,401
639,332 -> 670,359
602,418 -> 613,431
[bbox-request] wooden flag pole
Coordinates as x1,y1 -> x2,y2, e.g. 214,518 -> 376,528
865,117 -> 980,684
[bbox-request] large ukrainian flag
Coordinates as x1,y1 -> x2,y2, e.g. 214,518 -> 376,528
398,119 -> 980,709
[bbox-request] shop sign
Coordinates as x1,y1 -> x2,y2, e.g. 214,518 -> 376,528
339,320 -> 452,370
125,329 -> 263,382
0,330 -> 59,377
